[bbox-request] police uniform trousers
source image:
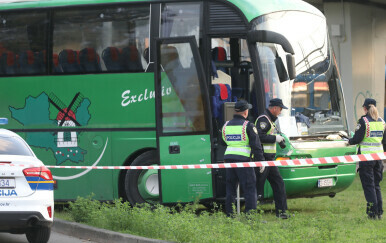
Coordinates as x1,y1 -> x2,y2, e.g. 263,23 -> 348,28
256,166 -> 288,215
358,160 -> 384,217
225,159 -> 257,215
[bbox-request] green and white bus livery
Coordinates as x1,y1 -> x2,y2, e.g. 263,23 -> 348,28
0,0 -> 356,205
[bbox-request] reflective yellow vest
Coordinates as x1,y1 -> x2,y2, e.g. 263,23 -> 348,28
358,117 -> 385,154
255,115 -> 276,154
222,120 -> 251,158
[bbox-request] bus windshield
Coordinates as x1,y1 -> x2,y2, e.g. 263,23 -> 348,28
252,11 -> 348,137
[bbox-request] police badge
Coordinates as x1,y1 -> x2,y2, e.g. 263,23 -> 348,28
260,122 -> 267,130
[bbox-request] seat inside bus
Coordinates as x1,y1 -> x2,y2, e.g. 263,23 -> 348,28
19,50 -> 41,74
58,49 -> 82,73
79,48 -> 102,73
210,47 -> 241,127
121,46 -> 144,72
210,38 -> 259,135
211,83 -> 237,126
0,51 -> 18,75
52,53 -> 61,73
102,47 -> 123,72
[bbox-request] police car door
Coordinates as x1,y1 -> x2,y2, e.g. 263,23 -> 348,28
155,36 -> 213,203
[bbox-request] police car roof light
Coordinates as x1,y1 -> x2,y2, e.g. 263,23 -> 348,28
0,118 -> 8,125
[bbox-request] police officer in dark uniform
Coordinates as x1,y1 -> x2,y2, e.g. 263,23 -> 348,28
348,98 -> 386,219
255,98 -> 289,219
222,100 -> 265,216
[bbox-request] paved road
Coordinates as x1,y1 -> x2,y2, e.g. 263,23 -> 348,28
0,230 -> 97,243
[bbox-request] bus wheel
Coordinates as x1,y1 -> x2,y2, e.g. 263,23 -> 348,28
124,150 -> 160,206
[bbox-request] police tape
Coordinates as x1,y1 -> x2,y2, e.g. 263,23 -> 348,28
3,152 -> 386,170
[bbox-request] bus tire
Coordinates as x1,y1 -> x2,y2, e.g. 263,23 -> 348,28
124,150 -> 159,206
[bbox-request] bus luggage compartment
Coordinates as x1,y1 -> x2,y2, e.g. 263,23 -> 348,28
262,163 -> 356,199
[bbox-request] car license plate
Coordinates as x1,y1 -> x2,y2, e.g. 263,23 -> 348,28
318,178 -> 333,188
0,178 -> 15,188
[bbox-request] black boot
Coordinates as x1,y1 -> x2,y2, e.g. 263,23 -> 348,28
276,212 -> 290,219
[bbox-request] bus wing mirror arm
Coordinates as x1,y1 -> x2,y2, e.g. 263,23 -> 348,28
286,54 -> 296,80
247,30 -> 295,54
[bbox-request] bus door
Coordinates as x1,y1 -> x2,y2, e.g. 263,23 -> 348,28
155,36 -> 213,203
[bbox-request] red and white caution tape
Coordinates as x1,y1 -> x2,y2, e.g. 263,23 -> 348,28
2,152 -> 386,170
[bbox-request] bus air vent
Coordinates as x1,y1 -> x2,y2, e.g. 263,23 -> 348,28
208,2 -> 248,33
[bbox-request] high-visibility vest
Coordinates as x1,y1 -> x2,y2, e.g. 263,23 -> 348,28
255,115 -> 276,154
222,120 -> 251,158
358,117 -> 385,154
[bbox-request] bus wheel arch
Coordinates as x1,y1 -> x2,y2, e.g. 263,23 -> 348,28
119,149 -> 159,205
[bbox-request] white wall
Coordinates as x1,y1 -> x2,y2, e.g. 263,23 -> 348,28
324,2 -> 354,130
324,2 -> 386,131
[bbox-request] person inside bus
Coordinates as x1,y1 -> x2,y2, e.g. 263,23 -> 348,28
222,100 -> 265,216
348,98 -> 386,219
254,98 -> 289,219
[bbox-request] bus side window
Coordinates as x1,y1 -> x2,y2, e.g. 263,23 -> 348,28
160,43 -> 207,133
52,5 -> 150,74
0,12 -> 47,76
160,2 -> 202,44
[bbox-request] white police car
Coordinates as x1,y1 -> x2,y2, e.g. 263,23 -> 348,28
0,118 -> 54,243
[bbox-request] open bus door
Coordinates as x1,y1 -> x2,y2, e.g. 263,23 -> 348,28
154,36 -> 213,203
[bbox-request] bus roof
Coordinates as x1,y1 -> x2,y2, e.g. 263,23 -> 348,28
0,0 -> 324,21
228,0 -> 324,21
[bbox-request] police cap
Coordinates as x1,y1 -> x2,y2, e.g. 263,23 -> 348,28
362,98 -> 376,108
269,98 -> 288,109
234,100 -> 252,112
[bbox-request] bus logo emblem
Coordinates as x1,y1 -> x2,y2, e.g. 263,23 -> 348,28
10,92 -> 91,165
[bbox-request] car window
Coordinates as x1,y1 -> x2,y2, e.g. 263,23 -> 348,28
0,136 -> 33,156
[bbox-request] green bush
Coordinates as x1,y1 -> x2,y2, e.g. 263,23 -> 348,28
68,193 -> 101,223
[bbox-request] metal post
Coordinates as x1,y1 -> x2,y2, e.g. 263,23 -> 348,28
236,184 -> 240,215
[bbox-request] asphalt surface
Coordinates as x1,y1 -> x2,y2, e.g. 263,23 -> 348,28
0,230 -> 97,243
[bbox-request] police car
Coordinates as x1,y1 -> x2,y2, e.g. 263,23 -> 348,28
0,118 -> 53,243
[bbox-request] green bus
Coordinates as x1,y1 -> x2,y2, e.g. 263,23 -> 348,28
0,0 -> 356,205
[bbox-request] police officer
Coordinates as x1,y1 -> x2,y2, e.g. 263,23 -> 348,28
255,98 -> 289,219
222,100 -> 265,216
348,98 -> 386,219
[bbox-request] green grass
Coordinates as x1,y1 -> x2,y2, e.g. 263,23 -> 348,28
55,175 -> 386,242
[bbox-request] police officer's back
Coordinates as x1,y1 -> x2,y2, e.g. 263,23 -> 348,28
348,98 -> 386,219
222,100 -> 264,216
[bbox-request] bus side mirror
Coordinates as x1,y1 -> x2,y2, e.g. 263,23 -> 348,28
286,54 -> 296,80
275,56 -> 289,82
